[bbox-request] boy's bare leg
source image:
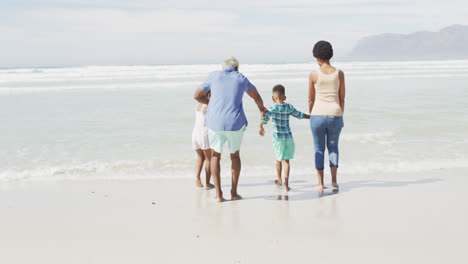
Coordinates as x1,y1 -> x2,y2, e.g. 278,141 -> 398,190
210,150 -> 224,202
203,150 -> 214,190
330,166 -> 339,188
283,160 -> 290,191
230,151 -> 242,200
316,169 -> 325,190
194,149 -> 205,187
275,160 -> 283,186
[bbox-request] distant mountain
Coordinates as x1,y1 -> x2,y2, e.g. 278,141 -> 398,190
345,25 -> 468,61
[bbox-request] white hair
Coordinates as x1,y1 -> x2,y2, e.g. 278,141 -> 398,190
222,56 -> 239,71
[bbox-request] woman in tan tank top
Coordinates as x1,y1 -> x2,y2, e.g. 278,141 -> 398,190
308,40 -> 346,191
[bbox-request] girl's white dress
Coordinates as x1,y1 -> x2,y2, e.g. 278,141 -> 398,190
192,104 -> 210,150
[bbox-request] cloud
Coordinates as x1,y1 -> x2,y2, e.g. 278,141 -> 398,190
23,8 -> 239,33
1,0 -> 468,67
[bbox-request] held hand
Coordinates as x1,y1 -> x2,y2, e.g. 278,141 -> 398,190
260,107 -> 268,118
259,127 -> 265,136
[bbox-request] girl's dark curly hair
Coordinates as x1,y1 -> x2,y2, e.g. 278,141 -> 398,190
313,40 -> 333,60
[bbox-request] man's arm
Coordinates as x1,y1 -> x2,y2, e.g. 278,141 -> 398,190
308,72 -> 316,114
194,88 -> 209,105
246,87 -> 268,115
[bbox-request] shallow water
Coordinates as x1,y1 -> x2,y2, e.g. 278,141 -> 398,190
1,61 -> 468,180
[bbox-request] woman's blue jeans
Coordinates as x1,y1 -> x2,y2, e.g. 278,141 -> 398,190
310,115 -> 343,170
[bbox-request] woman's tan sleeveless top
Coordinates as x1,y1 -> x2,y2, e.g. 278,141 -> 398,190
310,69 -> 343,116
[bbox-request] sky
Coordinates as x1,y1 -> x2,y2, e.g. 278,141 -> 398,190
1,0 -> 468,67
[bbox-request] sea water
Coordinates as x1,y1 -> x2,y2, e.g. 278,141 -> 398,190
1,61 -> 468,181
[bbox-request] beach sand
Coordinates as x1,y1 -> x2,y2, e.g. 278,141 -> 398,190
1,168 -> 467,264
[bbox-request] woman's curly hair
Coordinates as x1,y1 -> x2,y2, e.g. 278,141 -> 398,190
313,40 -> 333,60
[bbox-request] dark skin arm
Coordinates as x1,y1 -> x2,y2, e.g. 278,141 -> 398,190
195,87 -> 267,116
308,71 -> 317,113
194,88 -> 209,105
338,70 -> 346,113
246,87 -> 268,116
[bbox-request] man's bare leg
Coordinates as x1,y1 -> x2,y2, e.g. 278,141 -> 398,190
194,149 -> 205,187
203,150 -> 214,190
275,160 -> 282,186
283,160 -> 290,191
210,150 -> 224,202
316,169 -> 325,190
230,151 -> 242,200
330,166 -> 339,188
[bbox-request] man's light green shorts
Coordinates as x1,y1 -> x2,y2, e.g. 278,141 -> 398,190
272,138 -> 295,161
208,125 -> 246,154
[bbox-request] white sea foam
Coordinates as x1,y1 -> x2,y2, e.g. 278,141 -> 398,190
2,60 -> 468,94
1,156 -> 467,182
0,159 -> 193,181
340,132 -> 395,145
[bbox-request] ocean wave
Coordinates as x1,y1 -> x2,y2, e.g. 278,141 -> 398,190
2,60 -> 468,94
342,158 -> 468,175
1,156 -> 467,182
340,132 -> 395,145
0,159 -> 194,181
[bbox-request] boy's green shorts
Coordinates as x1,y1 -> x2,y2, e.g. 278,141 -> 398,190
272,138 -> 295,161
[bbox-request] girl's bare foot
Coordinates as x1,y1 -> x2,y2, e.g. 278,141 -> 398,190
231,194 -> 242,201
331,183 -> 339,189
275,180 -> 282,186
205,183 -> 215,190
195,179 -> 204,188
284,185 -> 291,191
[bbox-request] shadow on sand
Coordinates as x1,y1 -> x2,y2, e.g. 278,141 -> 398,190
238,178 -> 442,201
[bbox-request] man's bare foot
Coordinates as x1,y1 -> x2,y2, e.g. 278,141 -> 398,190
317,188 -> 325,197
205,183 -> 215,190
275,180 -> 282,186
231,194 -> 242,201
316,185 -> 325,190
195,179 -> 204,188
215,196 -> 226,202
284,185 -> 291,191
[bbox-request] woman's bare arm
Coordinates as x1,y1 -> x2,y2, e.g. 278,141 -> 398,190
338,70 -> 346,113
308,72 -> 317,113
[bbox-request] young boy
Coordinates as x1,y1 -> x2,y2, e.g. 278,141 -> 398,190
259,84 -> 310,191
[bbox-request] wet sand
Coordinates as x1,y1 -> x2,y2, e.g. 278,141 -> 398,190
1,168 -> 467,264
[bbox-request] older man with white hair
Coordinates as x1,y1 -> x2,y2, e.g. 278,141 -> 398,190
194,56 -> 266,202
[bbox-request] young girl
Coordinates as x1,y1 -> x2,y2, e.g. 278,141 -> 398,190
192,92 -> 214,189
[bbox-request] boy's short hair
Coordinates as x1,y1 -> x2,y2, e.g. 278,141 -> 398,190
272,84 -> 285,96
